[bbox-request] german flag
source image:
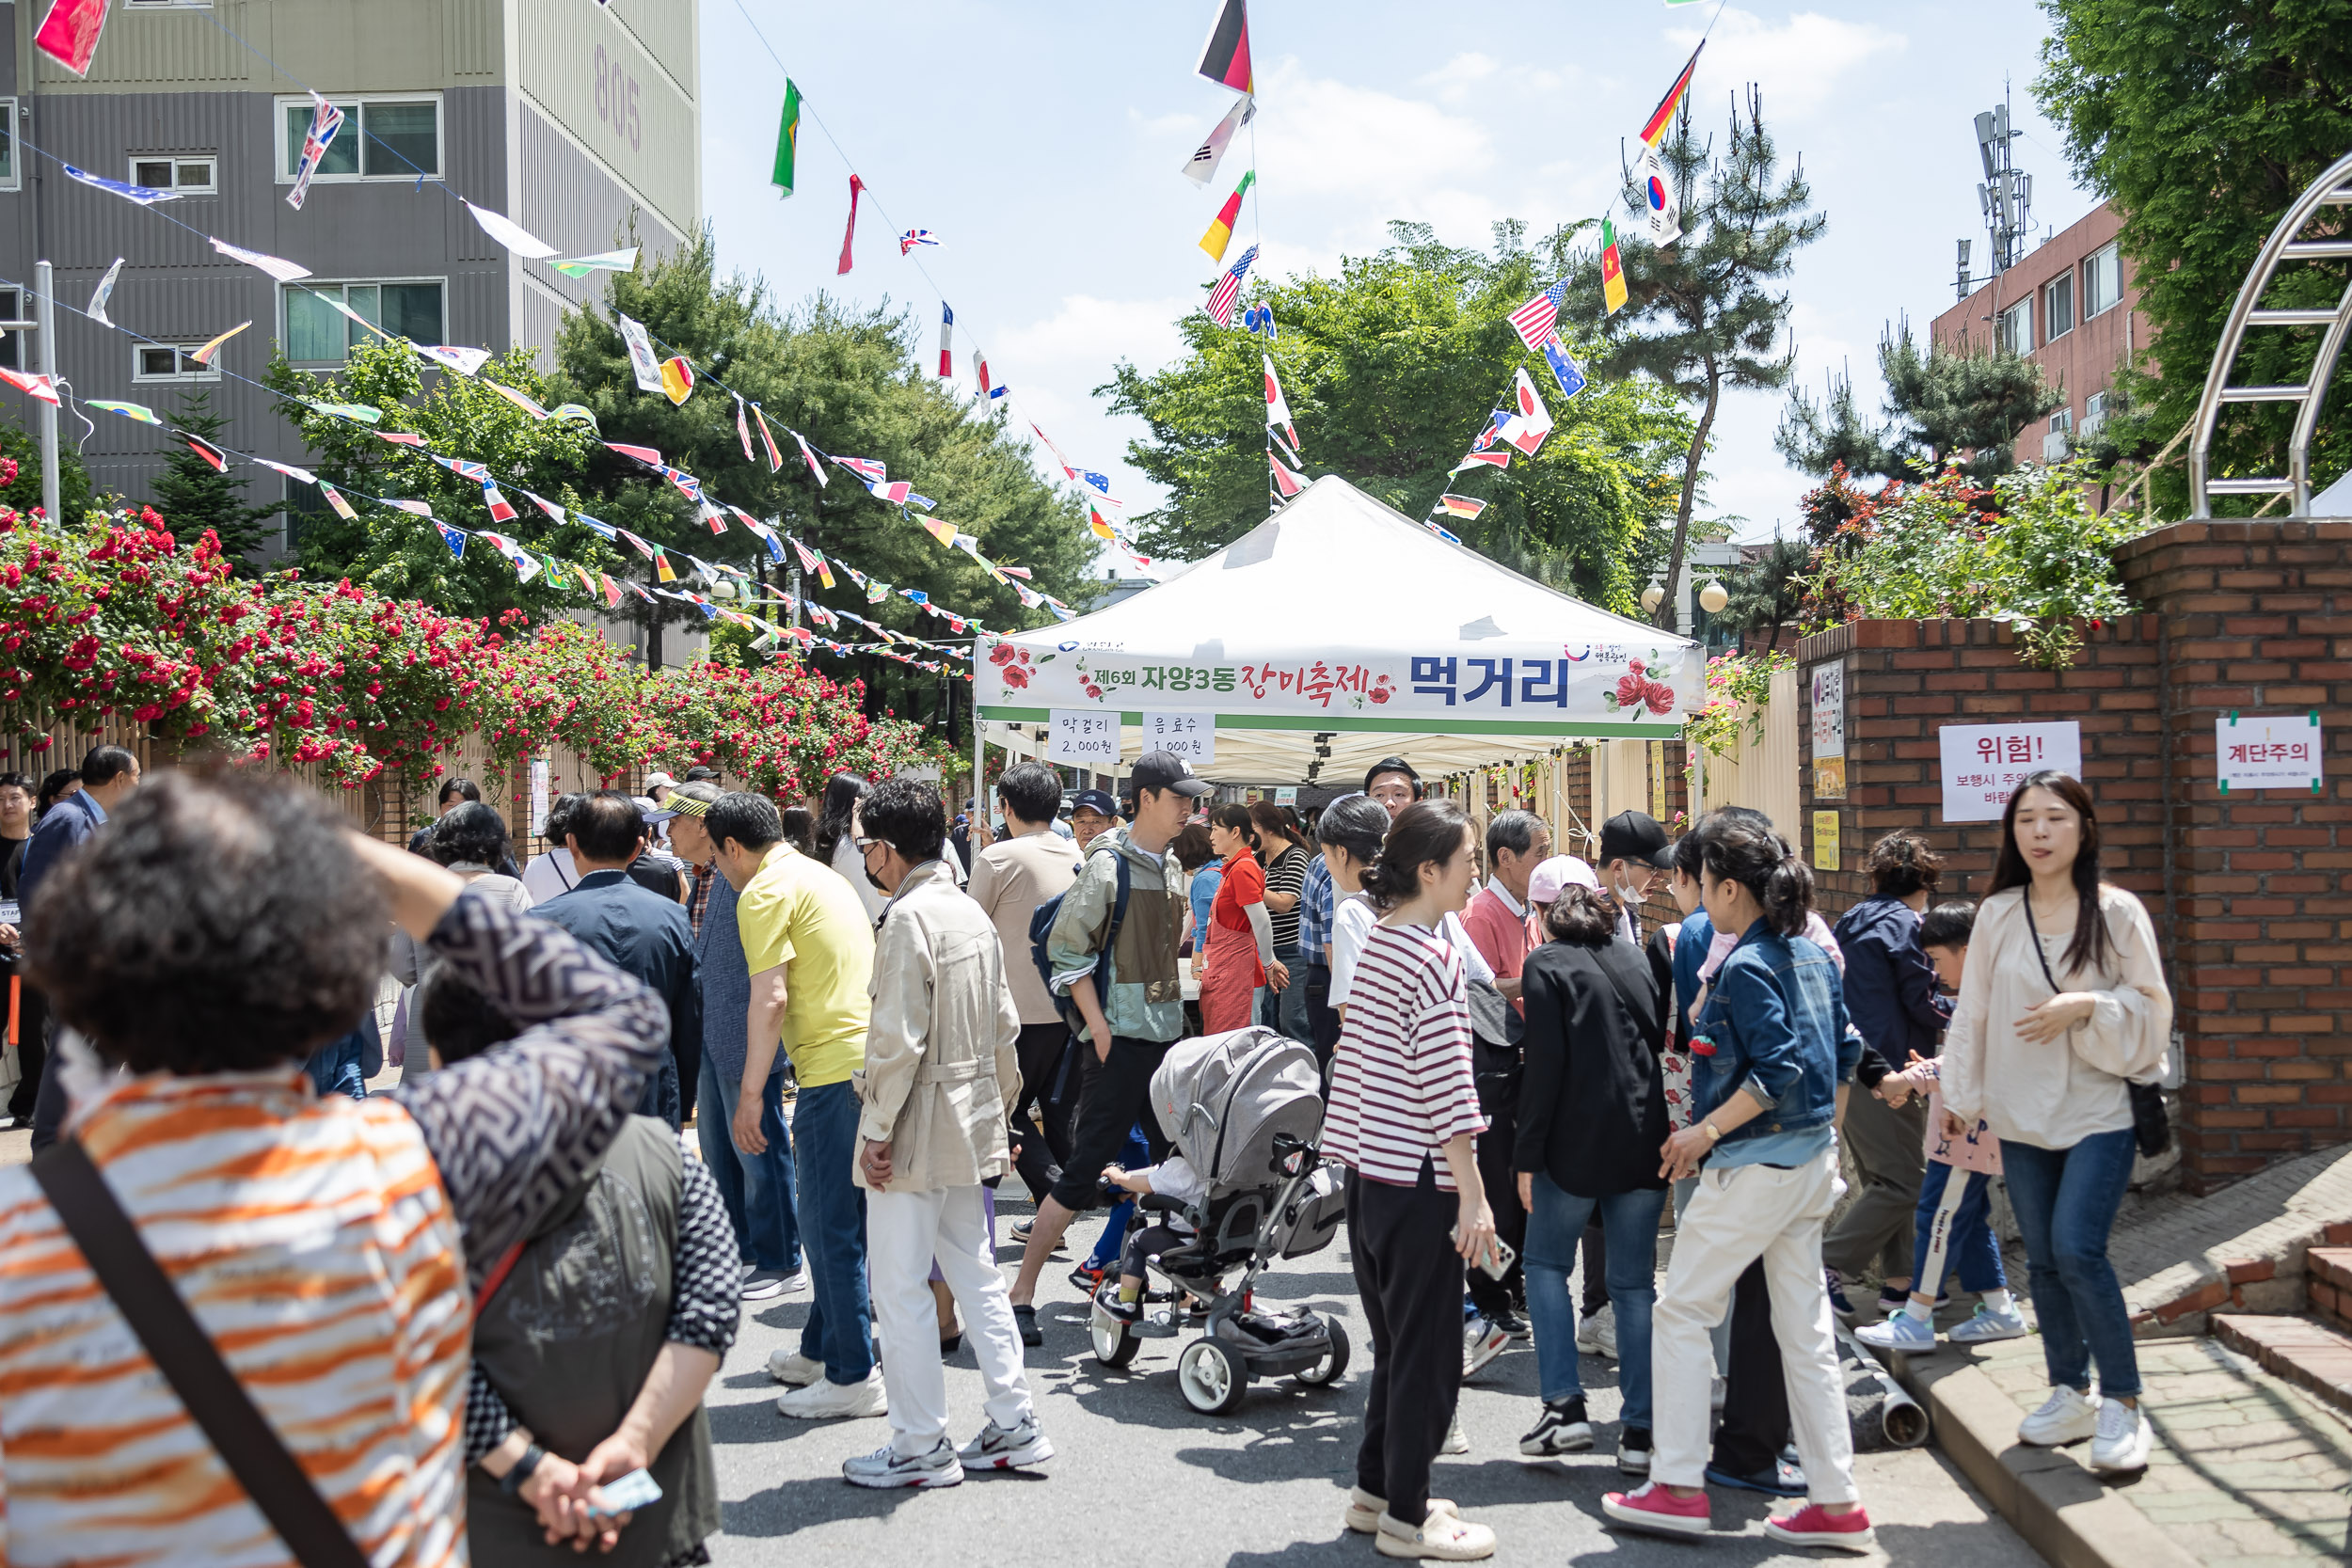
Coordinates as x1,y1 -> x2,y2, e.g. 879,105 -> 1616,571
1639,40 -> 1703,148
1194,0 -> 1252,92
177,431 -> 230,473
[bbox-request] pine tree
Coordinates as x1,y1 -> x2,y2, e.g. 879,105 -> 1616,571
1716,536 -> 1811,653
149,388 -> 283,570
1573,87 -> 1825,630
1776,318 -> 2062,487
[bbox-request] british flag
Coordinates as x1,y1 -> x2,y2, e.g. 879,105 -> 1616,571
1507,279 -> 1567,352
1207,244 -> 1258,327
834,455 -> 888,483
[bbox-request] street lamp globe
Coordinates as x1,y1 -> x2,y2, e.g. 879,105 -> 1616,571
1699,580 -> 1729,614
1641,582 -> 1665,614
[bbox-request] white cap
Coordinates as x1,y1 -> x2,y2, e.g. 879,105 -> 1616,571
1528,854 -> 1599,905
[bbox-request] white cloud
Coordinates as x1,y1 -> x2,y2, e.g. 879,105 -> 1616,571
1669,8 -> 1907,126
995,293 -> 1195,380
1249,56 -> 1495,200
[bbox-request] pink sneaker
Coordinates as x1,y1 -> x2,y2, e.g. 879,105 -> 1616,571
1763,1503 -> 1876,1553
1602,1481 -> 1710,1539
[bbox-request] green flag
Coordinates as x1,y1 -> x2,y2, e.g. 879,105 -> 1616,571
772,78 -> 802,198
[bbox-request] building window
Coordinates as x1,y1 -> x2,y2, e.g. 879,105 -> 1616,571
2083,389 -> 2108,436
2043,272 -> 2074,340
285,280 -> 445,363
134,344 -> 220,382
0,100 -> 17,192
0,288 -> 21,372
1996,296 -> 2033,356
283,475 -> 331,552
129,155 -> 216,194
2042,407 -> 2074,463
277,96 -> 441,183
2083,242 -> 2122,320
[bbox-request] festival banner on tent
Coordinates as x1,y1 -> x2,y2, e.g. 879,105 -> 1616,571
979,639 -> 1697,731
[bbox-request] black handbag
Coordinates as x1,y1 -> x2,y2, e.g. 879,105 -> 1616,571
30,1138 -> 371,1568
2022,896 -> 2170,1158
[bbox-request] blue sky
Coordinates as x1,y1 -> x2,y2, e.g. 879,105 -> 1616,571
697,0 -> 2096,554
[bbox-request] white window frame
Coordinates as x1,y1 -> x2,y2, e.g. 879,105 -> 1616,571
1996,296 -> 2034,356
2083,389 -> 2109,436
280,277 -> 450,366
273,93 -> 444,185
133,343 -> 222,383
127,154 -> 216,195
2083,241 -> 2123,321
2043,272 -> 2074,341
0,100 -> 19,195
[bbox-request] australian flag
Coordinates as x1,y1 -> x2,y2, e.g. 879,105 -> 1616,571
1541,334 -> 1588,403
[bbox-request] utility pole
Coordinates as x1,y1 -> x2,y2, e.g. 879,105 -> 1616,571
33,261 -> 59,526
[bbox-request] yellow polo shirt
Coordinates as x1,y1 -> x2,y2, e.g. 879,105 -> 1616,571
736,844 -> 874,1088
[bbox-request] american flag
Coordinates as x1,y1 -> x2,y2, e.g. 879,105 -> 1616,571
1207,244 -> 1258,327
1507,279 -> 1568,352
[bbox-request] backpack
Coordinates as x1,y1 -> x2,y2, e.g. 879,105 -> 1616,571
1029,841 -> 1132,1037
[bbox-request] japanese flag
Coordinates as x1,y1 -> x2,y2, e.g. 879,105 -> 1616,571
1501,365 -> 1553,457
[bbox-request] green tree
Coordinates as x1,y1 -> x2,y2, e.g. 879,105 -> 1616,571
1569,87 -> 1825,626
1777,318 -> 2062,487
1717,535 -> 1811,652
1104,220 -> 1695,614
0,416 -> 95,522
549,235 -> 1095,708
264,339 -> 616,621
147,388 -> 286,571
2037,0 -> 2352,515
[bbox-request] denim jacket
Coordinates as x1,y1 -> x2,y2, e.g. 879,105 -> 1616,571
1688,919 -> 1858,1147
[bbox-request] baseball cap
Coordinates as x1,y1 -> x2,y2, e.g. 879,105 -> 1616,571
644,770 -> 677,794
1130,751 -> 1214,799
1527,854 -> 1600,905
1598,809 -> 1676,870
1070,788 -> 1119,818
1364,755 -> 1420,793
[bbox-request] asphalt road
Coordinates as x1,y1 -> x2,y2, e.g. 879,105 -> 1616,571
705,1194 -> 2045,1568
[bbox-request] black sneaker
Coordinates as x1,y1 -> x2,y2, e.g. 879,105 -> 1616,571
1095,1289 -> 1142,1325
1492,1307 -> 1531,1339
1825,1268 -> 1858,1320
1618,1427 -> 1653,1474
1518,1396 -> 1594,1456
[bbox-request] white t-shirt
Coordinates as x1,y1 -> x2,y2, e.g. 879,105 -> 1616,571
829,834 -> 889,925
1332,899 -> 1495,1009
520,847 -> 579,905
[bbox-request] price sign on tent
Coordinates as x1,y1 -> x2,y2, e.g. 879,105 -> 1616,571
2217,713 -> 2323,792
1142,711 -> 1215,765
1937,722 -> 2081,822
1049,708 -> 1120,767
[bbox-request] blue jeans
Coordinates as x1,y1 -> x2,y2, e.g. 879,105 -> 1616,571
2000,1129 -> 2138,1397
1086,1125 -> 1154,1271
792,1079 -> 874,1386
1524,1174 -> 1668,1427
1274,944 -> 1311,1040
696,1053 -> 801,1273
1912,1160 -> 2005,1295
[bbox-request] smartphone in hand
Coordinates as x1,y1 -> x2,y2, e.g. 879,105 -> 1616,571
587,1468 -> 662,1517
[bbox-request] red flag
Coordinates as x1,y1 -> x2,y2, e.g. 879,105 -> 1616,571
837,174 -> 865,276
33,0 -> 111,76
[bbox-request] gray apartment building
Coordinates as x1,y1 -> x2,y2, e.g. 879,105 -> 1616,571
1,0 -> 701,546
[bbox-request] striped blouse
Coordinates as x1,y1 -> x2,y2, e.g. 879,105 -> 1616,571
1323,919 -> 1485,1190
0,890 -> 666,1568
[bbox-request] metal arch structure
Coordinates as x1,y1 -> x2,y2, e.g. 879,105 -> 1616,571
2190,148 -> 2352,518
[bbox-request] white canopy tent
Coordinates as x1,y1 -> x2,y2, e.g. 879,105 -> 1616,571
974,475 -> 1702,786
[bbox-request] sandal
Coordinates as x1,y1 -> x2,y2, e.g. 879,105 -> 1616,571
1012,1303 -> 1042,1347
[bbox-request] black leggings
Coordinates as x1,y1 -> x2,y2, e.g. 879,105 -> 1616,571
1008,1022 -> 1076,1202
1348,1164 -> 1464,1524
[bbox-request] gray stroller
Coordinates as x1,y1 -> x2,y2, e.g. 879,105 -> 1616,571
1088,1026 -> 1351,1415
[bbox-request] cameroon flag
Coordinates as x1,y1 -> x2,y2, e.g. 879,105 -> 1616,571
1600,219 -> 1628,316
771,79 -> 802,198
1200,170 -> 1255,261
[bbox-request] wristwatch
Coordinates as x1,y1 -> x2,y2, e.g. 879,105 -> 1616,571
1701,1121 -> 1722,1143
500,1443 -> 546,1496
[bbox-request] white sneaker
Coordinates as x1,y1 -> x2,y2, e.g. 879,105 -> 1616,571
841,1437 -> 961,1489
778,1369 -> 887,1420
958,1414 -> 1055,1470
740,1267 -> 806,1301
1443,1412 -> 1470,1454
1463,1317 -> 1509,1377
2017,1386 -> 2099,1447
1948,1302 -> 2030,1344
1346,1488 -> 1457,1535
1375,1508 -> 1496,1560
1855,1309 -> 1938,1354
767,1349 -> 824,1386
2090,1397 -> 2152,1474
1577,1304 -> 1617,1359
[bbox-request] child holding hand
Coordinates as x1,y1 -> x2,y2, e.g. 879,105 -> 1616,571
1857,900 -> 2029,1353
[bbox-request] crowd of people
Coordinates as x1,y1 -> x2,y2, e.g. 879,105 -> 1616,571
0,735 -> 2176,1565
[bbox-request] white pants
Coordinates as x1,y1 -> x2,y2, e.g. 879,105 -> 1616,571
866,1184 -> 1032,1455
1650,1148 -> 1859,1503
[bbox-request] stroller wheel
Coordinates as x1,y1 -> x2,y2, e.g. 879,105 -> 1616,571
1091,1304 -> 1142,1369
1295,1318 -> 1351,1387
1177,1336 -> 1248,1416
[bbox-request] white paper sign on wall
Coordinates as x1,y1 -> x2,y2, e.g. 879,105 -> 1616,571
1938,721 -> 2082,822
2217,713 -> 2323,793
1141,711 -> 1215,765
1048,708 -> 1120,767
530,755 -> 550,836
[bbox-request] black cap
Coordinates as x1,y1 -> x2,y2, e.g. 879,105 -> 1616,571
1070,788 -> 1118,817
1598,809 -> 1676,870
1364,755 -> 1421,794
1131,751 -> 1214,798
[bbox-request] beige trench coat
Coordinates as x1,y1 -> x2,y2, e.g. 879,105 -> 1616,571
852,858 -> 1022,1192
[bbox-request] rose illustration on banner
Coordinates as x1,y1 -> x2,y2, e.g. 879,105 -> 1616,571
1600,650 -> 1681,717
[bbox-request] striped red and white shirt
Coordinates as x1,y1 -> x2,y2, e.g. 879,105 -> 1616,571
1324,920 -> 1485,1190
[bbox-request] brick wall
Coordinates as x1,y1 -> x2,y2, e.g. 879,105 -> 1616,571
1791,519 -> 2352,1191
